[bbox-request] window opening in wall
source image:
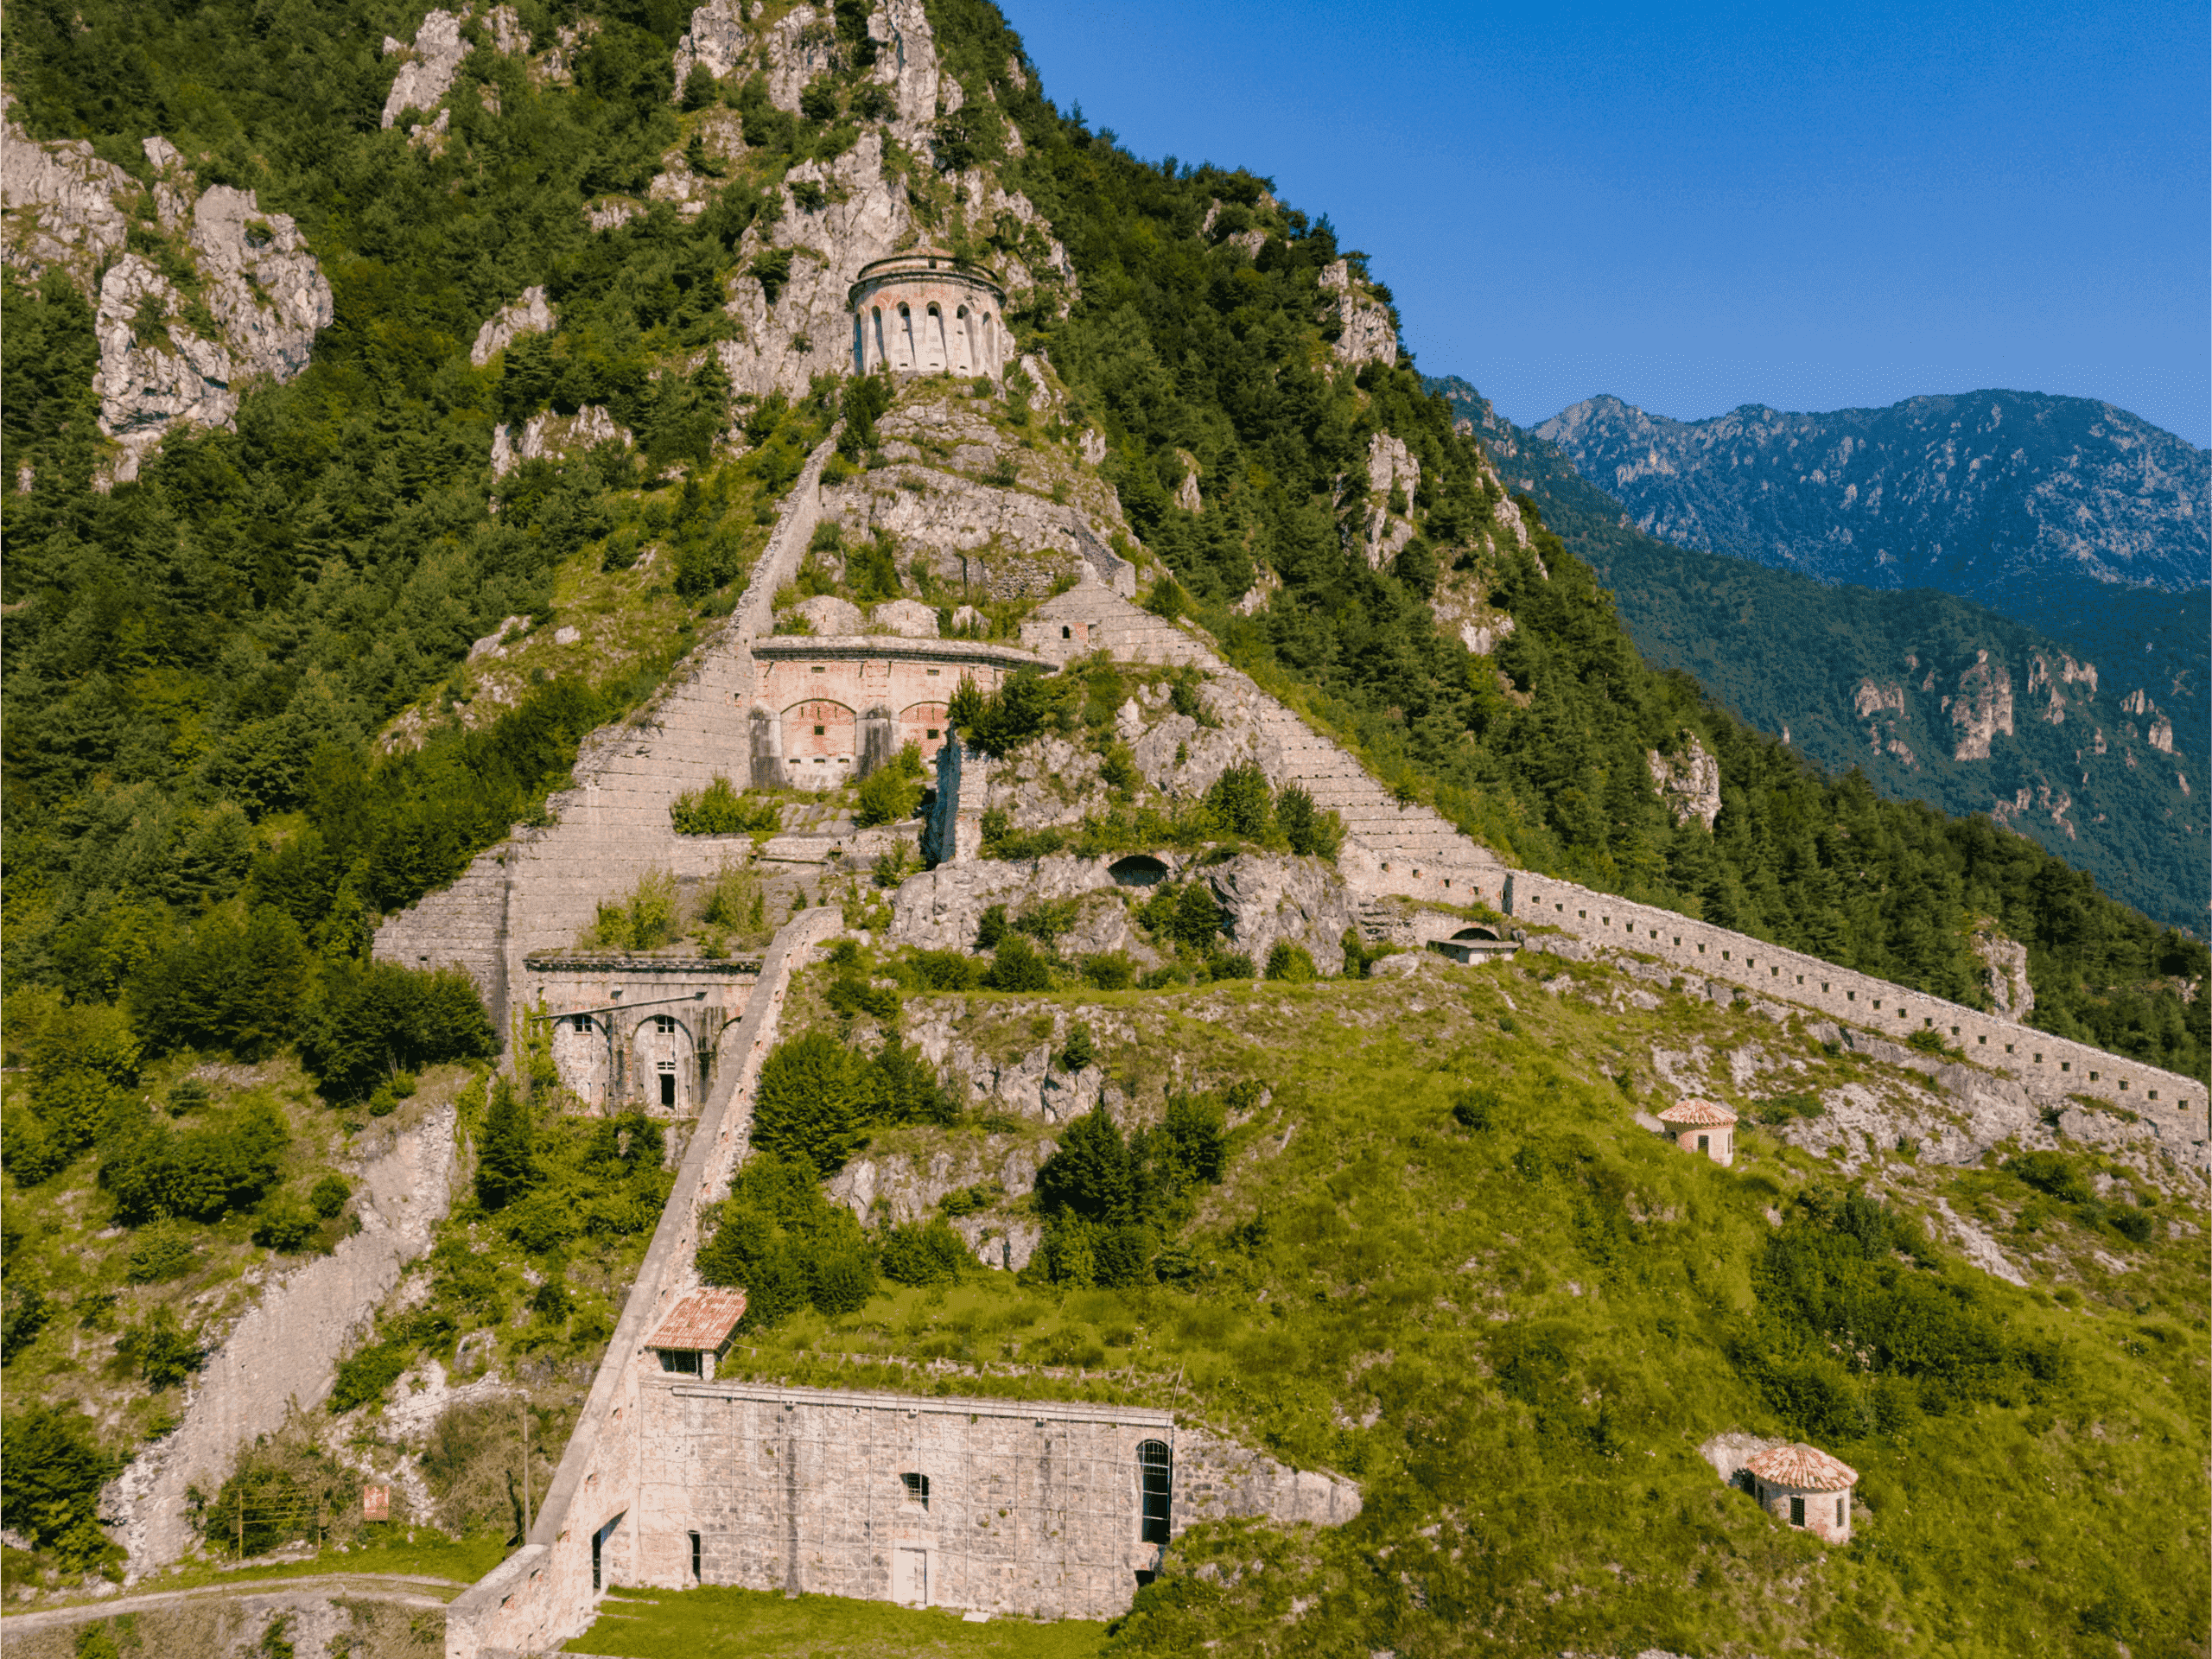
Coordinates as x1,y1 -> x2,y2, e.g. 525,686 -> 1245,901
689,1531 -> 702,1581
572,1014 -> 593,1033
811,665 -> 826,674
1836,1498 -> 1846,1529
658,1349 -> 700,1374
901,1473 -> 930,1510
926,728 -> 940,740
656,1014 -> 677,1033
1789,1496 -> 1805,1528
658,1064 -> 677,1109
1062,626 -> 1071,639
1138,1440 -> 1172,1545
814,724 -> 826,736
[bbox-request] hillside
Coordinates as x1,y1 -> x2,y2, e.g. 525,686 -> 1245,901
0,2 -> 2206,1653
1428,376 -> 2209,936
1527,389 -> 2209,747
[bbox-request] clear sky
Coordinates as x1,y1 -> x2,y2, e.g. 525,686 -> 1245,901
999,0 -> 2211,447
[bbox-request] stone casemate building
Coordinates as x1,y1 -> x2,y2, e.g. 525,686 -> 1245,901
849,249 -> 1006,380
748,634 -> 1043,791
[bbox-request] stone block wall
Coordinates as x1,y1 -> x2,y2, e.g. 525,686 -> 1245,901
523,956 -> 760,1115
1503,874 -> 2209,1151
631,1382 -> 1175,1618
376,437 -> 839,1030
443,906 -> 844,1659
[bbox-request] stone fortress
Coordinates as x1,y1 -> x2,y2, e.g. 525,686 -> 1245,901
394,262 -> 2202,1659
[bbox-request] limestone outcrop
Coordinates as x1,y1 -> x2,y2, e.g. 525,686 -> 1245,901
1949,650 -> 2015,761
381,5 -> 531,130
471,283 -> 556,366
1202,853 -> 1357,975
490,404 -> 632,477
1363,431 -> 1420,569
4,107 -> 334,479
1319,258 -> 1397,368
1971,922 -> 2035,1021
1646,735 -> 1723,830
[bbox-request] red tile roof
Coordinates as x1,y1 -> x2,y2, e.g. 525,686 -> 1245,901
648,1288 -> 748,1352
1659,1097 -> 1738,1126
1746,1442 -> 1859,1490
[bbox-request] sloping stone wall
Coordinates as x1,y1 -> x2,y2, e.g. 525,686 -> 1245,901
1504,874 -> 2208,1157
443,905 -> 842,1659
374,436 -> 840,1030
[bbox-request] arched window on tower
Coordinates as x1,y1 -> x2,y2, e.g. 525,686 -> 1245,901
1137,1440 -> 1172,1545
952,304 -> 973,375
980,312 -> 995,376
896,303 -> 915,369
872,306 -> 887,371
925,302 -> 947,370
851,314 -> 865,373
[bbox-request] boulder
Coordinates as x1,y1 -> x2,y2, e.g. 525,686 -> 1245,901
788,594 -> 864,636
1200,855 -> 1357,977
869,598 -> 939,639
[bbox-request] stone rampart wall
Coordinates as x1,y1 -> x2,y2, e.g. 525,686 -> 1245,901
442,906 -> 843,1659
1504,873 -> 2208,1154
374,435 -> 839,1029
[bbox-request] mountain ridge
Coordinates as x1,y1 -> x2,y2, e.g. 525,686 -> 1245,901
1431,374 -> 2208,934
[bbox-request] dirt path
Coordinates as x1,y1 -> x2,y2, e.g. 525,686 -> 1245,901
0,1571 -> 466,1636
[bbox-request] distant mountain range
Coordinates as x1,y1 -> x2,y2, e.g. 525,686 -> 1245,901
1428,377 -> 2208,933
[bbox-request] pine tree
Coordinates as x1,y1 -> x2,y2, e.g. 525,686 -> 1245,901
474,1077 -> 537,1211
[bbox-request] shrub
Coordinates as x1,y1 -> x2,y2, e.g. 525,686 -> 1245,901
309,1175 -> 352,1218
751,1030 -> 873,1177
474,1076 -> 537,1211
328,1340 -> 411,1414
128,904 -> 312,1062
1081,952 -> 1135,990
583,869 -> 681,952
296,960 -> 495,1103
811,1249 -> 877,1313
1205,950 -> 1254,980
1059,1022 -> 1096,1072
2108,1207 -> 2155,1245
880,1218 -> 966,1287
950,672 -> 1077,757
701,863 -> 770,939
1264,942 -> 1316,982
0,1405 -> 118,1569
251,1202 -> 320,1253
1205,763 -> 1273,839
2009,1150 -> 2093,1205
671,776 -> 782,834
1452,1087 -> 1498,1130
827,974 -> 900,1022
1037,1105 -> 1136,1223
1158,1092 -> 1228,1185
983,935 -> 1052,992
1756,1093 -> 1826,1124
855,766 -> 923,827
117,1306 -> 204,1389
125,1219 -> 199,1283
906,950 -> 985,992
100,1099 -> 289,1225
1277,788 -> 1345,859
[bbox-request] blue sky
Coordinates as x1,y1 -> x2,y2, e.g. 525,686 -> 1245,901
1000,0 -> 2211,447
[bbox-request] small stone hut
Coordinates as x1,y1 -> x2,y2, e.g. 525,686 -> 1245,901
1745,1442 -> 1859,1543
646,1288 -> 748,1381
1659,1097 -> 1738,1166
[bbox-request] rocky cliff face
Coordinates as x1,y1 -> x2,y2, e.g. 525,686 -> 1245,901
3,108 -> 334,480
1432,374 -> 2207,933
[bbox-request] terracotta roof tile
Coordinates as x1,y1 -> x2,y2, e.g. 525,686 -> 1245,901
1659,1097 -> 1738,1126
648,1288 -> 748,1352
1745,1442 -> 1859,1489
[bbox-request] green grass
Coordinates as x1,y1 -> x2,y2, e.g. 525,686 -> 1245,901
567,1586 -> 1109,1658
715,955 -> 2208,1657
16,1530 -> 506,1609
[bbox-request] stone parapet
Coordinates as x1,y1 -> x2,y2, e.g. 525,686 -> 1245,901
1503,874 -> 2209,1148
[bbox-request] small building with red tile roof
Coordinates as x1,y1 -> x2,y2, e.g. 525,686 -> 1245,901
646,1288 -> 748,1380
1658,1097 -> 1738,1166
1745,1442 -> 1859,1543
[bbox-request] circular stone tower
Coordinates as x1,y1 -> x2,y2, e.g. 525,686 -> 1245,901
848,248 -> 1007,380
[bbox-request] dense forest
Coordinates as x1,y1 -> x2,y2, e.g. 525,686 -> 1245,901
0,0 -> 2201,1155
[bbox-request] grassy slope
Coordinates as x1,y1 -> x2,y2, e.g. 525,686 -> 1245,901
674,953 -> 2207,1658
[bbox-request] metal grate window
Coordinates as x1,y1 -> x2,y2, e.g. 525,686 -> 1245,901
1138,1440 -> 1172,1545
900,1472 -> 929,1509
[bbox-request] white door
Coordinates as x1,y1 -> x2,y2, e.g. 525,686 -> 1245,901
891,1547 -> 927,1605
